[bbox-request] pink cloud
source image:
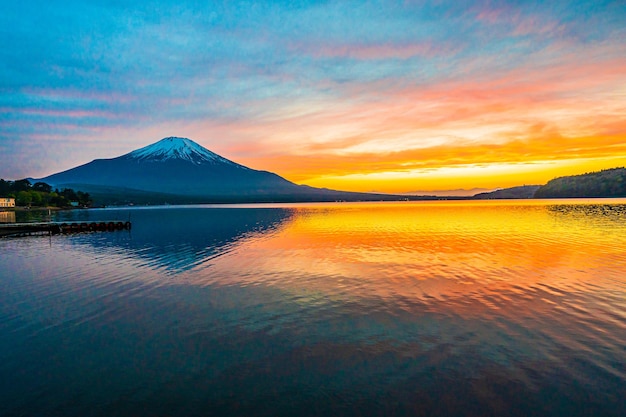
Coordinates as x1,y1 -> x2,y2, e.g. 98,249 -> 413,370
21,87 -> 135,104
474,4 -> 566,38
202,49 -> 626,177
3,107 -> 119,119
289,40 -> 453,60
476,8 -> 505,24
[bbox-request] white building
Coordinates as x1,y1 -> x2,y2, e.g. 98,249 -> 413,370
0,198 -> 15,208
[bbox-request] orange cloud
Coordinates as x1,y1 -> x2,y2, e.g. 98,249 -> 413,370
121,35 -> 620,195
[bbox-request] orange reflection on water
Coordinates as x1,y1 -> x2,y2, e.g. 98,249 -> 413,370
0,211 -> 16,223
207,200 -> 626,319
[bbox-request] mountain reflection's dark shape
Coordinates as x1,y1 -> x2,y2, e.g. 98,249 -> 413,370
56,207 -> 294,272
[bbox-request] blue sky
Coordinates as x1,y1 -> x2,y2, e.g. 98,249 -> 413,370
2,1 -> 625,193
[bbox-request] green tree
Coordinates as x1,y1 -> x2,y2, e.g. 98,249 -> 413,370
16,190 -> 33,206
0,179 -> 11,195
13,179 -> 32,192
30,191 -> 43,206
60,188 -> 79,201
76,191 -> 91,206
32,182 -> 52,193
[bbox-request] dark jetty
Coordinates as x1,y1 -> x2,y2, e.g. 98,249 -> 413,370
0,221 -> 131,238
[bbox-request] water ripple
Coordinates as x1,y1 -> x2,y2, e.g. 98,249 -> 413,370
1,201 -> 625,416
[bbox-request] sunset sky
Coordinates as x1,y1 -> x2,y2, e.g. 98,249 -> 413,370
1,1 -> 625,194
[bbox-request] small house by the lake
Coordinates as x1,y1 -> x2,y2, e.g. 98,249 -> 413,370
0,198 -> 15,208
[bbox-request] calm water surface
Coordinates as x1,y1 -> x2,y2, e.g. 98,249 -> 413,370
0,200 -> 624,416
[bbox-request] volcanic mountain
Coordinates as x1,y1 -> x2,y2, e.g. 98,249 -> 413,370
36,137 -> 405,204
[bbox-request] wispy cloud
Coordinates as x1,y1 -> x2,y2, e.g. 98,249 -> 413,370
1,0 -> 625,192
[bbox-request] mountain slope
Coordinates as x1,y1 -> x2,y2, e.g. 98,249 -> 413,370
534,167 -> 626,198
127,137 -> 244,166
39,137 -> 302,197
36,137 -> 403,203
472,185 -> 541,199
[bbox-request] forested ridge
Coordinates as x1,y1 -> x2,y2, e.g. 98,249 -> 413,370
534,167 -> 626,198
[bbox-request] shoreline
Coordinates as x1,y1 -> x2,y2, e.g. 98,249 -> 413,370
1,206 -> 76,212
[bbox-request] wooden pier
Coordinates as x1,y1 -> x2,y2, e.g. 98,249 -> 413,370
0,221 -> 131,238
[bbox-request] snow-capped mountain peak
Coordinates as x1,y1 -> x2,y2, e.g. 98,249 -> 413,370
127,137 -> 243,167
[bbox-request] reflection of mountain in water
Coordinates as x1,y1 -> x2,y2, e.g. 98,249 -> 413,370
57,207 -> 294,272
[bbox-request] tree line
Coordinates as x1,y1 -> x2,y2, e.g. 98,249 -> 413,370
534,167 -> 626,198
0,179 -> 91,207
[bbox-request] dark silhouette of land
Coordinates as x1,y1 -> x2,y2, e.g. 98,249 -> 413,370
534,167 -> 626,198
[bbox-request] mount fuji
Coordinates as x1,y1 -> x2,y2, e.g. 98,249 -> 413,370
35,137 -> 403,204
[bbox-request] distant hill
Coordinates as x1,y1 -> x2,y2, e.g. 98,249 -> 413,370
472,168 -> 626,200
534,167 -> 626,198
34,137 -> 423,205
472,185 -> 541,200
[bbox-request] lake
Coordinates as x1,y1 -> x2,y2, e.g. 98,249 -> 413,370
0,200 -> 624,416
